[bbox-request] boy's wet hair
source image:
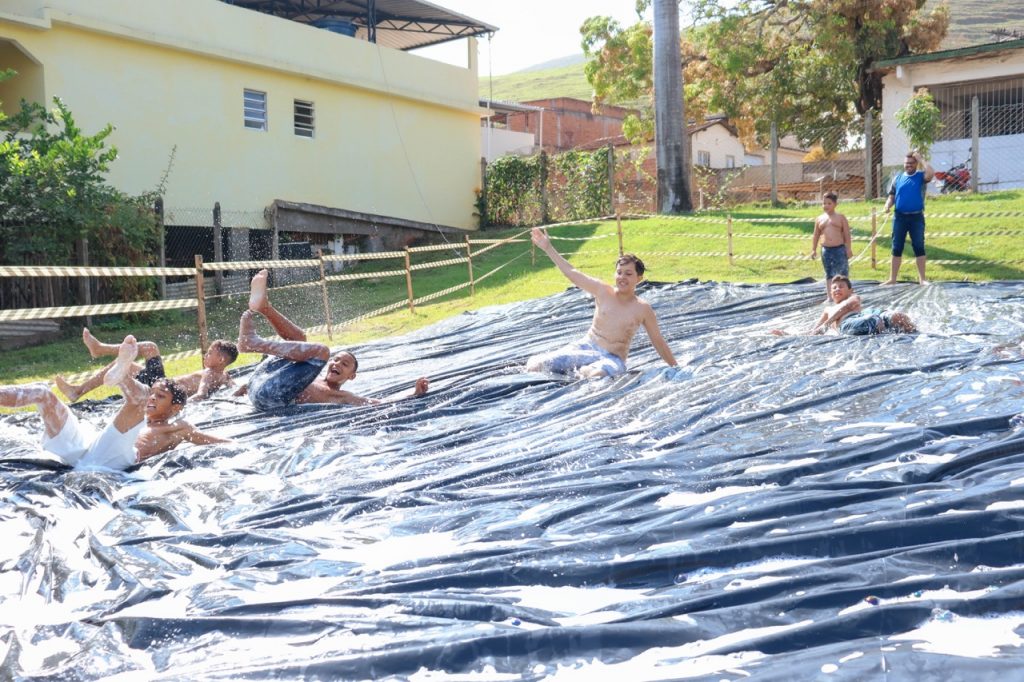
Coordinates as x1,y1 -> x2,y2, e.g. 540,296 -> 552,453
823,191 -> 838,203
616,253 -> 645,277
830,274 -> 853,289
155,378 -> 188,406
210,339 -> 239,364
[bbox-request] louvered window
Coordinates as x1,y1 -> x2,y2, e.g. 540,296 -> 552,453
244,89 -> 267,131
294,99 -> 315,138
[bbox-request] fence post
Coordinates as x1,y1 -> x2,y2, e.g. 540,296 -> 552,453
194,254 -> 209,354
970,95 -> 980,193
317,248 -> 333,341
770,121 -> 779,207
155,197 -> 166,300
465,235 -> 475,296
616,214 -> 624,256
607,143 -> 615,216
870,208 -> 878,270
404,247 -> 415,312
76,236 -> 92,327
727,215 -> 734,266
539,150 -> 549,225
875,162 -> 883,199
212,202 -> 224,296
864,109 -> 874,200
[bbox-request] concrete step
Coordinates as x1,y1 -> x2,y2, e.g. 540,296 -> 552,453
0,319 -> 62,351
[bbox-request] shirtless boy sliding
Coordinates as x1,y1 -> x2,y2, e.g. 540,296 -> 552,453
55,329 -> 237,402
526,227 -> 677,377
810,192 -> 853,302
0,336 -> 230,470
237,269 -> 428,408
774,275 -> 917,336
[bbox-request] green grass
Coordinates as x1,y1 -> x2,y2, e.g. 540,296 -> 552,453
2,190 -> 1023,399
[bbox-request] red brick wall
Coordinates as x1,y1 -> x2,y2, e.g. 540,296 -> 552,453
504,98 -> 634,152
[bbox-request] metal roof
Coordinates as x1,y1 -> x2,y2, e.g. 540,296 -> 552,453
874,38 -> 1024,70
221,0 -> 498,51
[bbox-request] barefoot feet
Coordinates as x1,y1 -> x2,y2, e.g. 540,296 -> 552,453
104,335 -> 138,387
54,376 -> 83,402
237,310 -> 262,353
82,327 -> 104,358
249,269 -> 269,313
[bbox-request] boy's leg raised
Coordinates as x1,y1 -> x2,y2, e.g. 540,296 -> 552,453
248,269 -> 307,342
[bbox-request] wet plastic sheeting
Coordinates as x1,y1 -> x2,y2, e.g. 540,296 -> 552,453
2,280 -> 1024,680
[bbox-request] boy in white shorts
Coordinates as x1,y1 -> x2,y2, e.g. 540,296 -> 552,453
1,335 -> 228,469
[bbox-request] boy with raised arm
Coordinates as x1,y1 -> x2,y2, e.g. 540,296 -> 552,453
810,191 -> 853,302
55,329 -> 238,402
236,269 -> 428,409
773,275 -> 917,336
526,227 -> 677,377
0,336 -> 230,470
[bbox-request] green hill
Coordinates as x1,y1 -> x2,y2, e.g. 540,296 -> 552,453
480,1 -> 1024,103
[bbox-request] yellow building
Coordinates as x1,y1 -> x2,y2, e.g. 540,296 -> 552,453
0,0 -> 494,265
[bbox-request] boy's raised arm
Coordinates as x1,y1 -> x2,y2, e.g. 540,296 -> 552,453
532,228 -> 607,296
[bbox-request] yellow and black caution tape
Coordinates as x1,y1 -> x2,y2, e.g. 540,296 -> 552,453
0,298 -> 197,321
0,265 -> 195,277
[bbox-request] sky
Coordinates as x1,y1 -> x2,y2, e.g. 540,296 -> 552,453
412,1 -> 651,76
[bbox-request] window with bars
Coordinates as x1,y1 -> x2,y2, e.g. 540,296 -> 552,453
294,99 -> 315,138
244,89 -> 267,131
696,150 -> 711,167
928,77 -> 1024,140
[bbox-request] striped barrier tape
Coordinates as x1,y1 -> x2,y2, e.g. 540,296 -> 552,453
409,257 -> 470,271
413,280 -> 473,305
408,243 -> 466,254
549,233 -> 614,241
202,259 -> 320,270
469,238 -> 529,245
0,265 -> 195,277
0,298 -> 197,321
326,268 -> 407,282
323,251 -> 406,261
473,248 -> 533,284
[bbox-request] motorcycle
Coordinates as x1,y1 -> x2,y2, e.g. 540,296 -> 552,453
934,161 -> 971,193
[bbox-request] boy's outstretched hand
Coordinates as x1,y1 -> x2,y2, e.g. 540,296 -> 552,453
531,227 -> 551,251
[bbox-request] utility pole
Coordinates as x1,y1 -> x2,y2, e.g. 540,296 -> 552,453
653,0 -> 691,213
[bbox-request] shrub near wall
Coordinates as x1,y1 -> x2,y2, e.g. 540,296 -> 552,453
483,148 -> 612,227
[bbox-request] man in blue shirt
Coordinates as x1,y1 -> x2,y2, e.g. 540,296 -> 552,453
882,150 -> 934,285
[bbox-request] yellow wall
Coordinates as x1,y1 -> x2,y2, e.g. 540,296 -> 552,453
0,0 -> 482,229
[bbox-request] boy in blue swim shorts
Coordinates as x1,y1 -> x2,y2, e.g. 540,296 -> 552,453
525,228 -> 677,378
773,275 -> 916,336
236,270 -> 428,409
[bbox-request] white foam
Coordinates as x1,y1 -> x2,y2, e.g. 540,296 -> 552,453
657,485 -> 778,508
889,612 -> 1024,657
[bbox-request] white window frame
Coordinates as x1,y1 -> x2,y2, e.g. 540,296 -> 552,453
294,99 -> 315,138
244,89 -> 267,131
725,154 -> 736,168
696,150 -> 711,167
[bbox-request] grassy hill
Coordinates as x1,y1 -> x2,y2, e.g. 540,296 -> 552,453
481,1 -> 1024,103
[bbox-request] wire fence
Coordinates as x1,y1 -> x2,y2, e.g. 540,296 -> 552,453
4,208 -> 1023,384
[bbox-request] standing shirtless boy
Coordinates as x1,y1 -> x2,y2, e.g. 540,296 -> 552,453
810,192 -> 853,302
55,329 -> 237,402
526,227 -> 677,377
1,336 -> 230,470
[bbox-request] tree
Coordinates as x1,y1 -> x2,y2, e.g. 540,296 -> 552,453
582,0 -> 949,151
0,85 -> 163,302
653,0 -> 691,212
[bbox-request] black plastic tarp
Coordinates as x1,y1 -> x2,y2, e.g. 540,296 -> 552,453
2,280 -> 1024,680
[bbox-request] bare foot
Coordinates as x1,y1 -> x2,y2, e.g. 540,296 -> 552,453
248,269 -> 269,312
879,279 -> 898,286
919,279 -> 930,286
413,377 -> 429,397
104,335 -> 138,387
82,327 -> 103,358
54,375 -> 82,402
237,310 -> 261,353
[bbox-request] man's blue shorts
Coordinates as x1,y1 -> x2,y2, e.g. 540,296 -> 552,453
891,211 -> 926,257
839,308 -> 894,336
247,357 -> 326,411
528,338 -> 627,377
821,245 -> 850,280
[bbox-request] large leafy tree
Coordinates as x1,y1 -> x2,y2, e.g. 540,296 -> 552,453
583,0 -> 949,149
0,80 -> 162,302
